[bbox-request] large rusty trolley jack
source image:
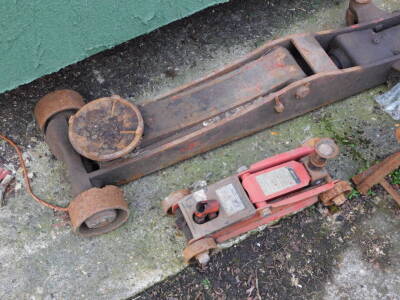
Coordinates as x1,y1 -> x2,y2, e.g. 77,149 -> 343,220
35,0 -> 400,236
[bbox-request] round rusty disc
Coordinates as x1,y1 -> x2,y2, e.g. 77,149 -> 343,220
183,237 -> 217,264
162,189 -> 191,215
315,138 -> 339,160
320,181 -> 352,206
68,185 -> 129,237
68,95 -> 144,161
34,89 -> 85,131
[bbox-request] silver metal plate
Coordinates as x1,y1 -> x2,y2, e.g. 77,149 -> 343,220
255,167 -> 300,196
216,183 -> 246,216
178,176 -> 255,240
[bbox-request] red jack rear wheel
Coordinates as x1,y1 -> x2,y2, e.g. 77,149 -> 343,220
320,181 -> 352,206
162,189 -> 190,215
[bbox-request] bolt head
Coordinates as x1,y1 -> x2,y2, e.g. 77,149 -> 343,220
260,207 -> 272,217
295,85 -> 310,99
372,37 -> 380,44
274,103 -> 284,113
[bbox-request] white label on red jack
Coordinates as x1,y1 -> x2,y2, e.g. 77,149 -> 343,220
255,167 -> 300,196
216,183 -> 245,215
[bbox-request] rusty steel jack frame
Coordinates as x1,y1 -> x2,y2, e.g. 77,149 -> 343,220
352,129 -> 400,206
353,153 -> 400,205
34,0 -> 400,236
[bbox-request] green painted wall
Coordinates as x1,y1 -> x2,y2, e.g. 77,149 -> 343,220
0,0 -> 227,93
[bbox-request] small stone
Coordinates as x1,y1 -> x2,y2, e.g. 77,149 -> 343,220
336,215 -> 345,222
236,165 -> 248,173
191,180 -> 207,191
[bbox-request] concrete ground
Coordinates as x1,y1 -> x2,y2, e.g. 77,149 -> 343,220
0,0 -> 399,299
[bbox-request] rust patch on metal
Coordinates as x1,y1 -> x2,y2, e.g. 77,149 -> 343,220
68,95 -> 144,161
346,0 -> 388,26
295,84 -> 311,99
179,142 -> 200,153
319,181 -> 352,206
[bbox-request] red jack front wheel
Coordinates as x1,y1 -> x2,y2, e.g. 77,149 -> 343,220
320,181 -> 352,206
162,189 -> 190,215
183,237 -> 217,265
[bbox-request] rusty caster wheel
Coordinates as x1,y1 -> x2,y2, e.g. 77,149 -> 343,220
345,9 -> 357,26
162,189 -> 190,215
68,185 -> 129,237
319,181 -> 352,206
68,95 -> 144,162
34,90 -> 85,131
183,237 -> 217,265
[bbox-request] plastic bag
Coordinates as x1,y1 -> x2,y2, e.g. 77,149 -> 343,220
375,83 -> 400,120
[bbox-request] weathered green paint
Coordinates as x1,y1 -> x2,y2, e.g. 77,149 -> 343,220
0,0 -> 227,93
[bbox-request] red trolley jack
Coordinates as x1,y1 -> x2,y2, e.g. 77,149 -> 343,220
162,138 -> 351,264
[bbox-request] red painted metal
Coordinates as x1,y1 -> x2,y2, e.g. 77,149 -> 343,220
0,168 -> 11,181
168,139 -> 349,264
239,146 -> 314,176
241,161 -> 311,203
213,196 -> 319,243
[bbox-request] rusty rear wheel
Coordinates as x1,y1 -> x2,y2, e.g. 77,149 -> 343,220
68,185 -> 129,237
34,89 -> 85,132
319,181 -> 352,206
162,189 -> 190,215
183,237 -> 217,264
68,95 -> 144,161
346,9 -> 357,26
